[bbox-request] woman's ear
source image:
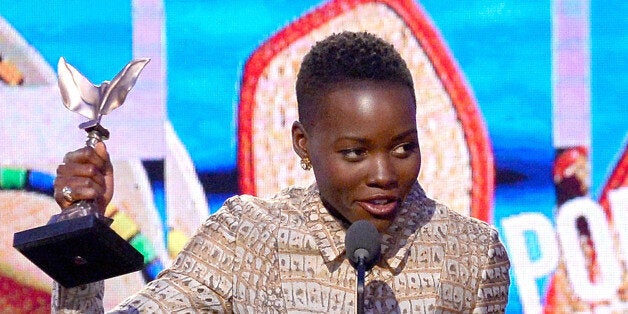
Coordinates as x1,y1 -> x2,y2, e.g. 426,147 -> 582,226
291,121 -> 309,159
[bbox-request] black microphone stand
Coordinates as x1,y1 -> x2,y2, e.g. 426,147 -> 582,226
345,220 -> 380,314
357,256 -> 366,314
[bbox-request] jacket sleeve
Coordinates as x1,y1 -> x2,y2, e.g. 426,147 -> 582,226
472,227 -> 511,313
52,198 -> 243,313
52,280 -> 105,313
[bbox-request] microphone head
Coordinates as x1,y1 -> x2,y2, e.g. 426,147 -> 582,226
345,220 -> 381,270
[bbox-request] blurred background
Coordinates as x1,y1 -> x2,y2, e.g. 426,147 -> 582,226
0,0 -> 626,312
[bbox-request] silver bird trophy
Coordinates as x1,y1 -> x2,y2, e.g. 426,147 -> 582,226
13,57 -> 150,288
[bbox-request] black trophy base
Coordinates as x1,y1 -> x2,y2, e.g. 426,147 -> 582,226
13,214 -> 144,288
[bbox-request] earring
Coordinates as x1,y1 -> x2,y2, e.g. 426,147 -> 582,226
300,157 -> 312,171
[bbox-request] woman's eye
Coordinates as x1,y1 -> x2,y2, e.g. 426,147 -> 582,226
392,143 -> 418,157
341,148 -> 366,161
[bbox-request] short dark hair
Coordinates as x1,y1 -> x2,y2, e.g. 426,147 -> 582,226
296,31 -> 415,127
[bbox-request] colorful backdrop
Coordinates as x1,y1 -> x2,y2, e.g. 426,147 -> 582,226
0,0 -> 626,312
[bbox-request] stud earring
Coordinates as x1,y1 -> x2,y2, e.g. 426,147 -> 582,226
300,157 -> 312,171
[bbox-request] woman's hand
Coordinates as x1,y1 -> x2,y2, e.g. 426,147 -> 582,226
53,142 -> 114,214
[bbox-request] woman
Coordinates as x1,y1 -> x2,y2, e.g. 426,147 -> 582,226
53,31 -> 510,313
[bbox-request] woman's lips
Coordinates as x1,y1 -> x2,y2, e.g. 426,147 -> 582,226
357,199 -> 399,217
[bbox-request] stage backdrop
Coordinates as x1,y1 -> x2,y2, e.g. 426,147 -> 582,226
0,0 -> 626,312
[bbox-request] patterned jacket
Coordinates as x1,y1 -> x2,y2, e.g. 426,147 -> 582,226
54,183 -> 510,313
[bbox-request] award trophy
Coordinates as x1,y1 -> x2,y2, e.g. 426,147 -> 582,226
13,57 -> 150,288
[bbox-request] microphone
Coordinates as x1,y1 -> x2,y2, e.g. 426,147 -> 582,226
345,220 -> 381,314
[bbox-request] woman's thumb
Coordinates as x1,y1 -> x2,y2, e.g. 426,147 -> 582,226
93,141 -> 109,160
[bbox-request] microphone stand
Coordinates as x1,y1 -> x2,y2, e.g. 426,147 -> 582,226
357,257 -> 366,314
345,220 -> 380,314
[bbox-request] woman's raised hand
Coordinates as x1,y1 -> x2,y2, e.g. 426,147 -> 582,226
53,142 -> 114,215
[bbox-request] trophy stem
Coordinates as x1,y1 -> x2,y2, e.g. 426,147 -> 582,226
48,200 -> 113,225
83,122 -> 110,147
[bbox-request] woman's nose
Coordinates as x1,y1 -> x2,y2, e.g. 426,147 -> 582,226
367,154 -> 398,189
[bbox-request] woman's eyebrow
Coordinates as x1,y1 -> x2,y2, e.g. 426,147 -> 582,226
391,128 -> 418,142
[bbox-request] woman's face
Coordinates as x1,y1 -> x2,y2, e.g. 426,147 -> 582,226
293,81 -> 421,232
